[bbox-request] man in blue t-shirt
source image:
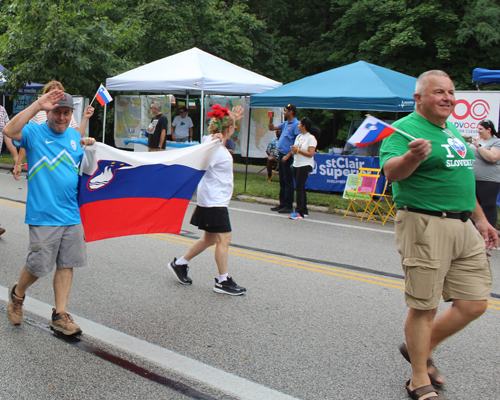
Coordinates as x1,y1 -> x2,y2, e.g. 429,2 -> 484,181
3,90 -> 96,336
268,104 -> 299,213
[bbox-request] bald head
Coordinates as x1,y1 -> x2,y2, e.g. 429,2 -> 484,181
413,70 -> 456,127
415,70 -> 453,96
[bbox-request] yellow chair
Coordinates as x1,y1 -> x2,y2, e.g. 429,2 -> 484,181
364,180 -> 397,225
343,168 -> 381,221
268,164 -> 279,182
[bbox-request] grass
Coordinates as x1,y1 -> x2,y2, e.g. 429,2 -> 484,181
0,153 -> 17,164
233,170 -> 353,213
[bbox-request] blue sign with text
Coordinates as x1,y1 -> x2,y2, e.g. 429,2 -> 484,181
305,154 -> 385,193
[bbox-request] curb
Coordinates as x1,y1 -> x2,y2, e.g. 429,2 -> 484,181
235,195 -> 330,213
234,194 -> 395,222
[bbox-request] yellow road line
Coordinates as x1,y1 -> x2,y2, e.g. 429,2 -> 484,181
150,233 -> 404,287
4,224 -> 499,310
0,200 -> 25,209
149,233 -> 500,311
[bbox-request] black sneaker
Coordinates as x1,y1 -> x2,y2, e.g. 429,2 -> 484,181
213,277 -> 246,296
270,206 -> 283,212
167,258 -> 193,285
278,207 -> 293,213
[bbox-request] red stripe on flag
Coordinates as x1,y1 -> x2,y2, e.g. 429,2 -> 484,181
80,197 -> 190,242
378,126 -> 396,141
96,94 -> 106,106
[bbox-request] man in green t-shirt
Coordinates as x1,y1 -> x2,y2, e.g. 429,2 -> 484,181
380,70 -> 497,400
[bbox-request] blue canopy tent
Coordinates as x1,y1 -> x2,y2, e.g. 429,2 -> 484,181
472,68 -> 500,89
249,61 -> 416,112
0,64 -> 44,97
245,61 -> 417,191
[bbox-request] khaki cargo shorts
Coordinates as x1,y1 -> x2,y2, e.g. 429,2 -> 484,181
395,210 -> 492,310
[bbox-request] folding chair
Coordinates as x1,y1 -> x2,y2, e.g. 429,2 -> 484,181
268,164 -> 279,182
343,168 -> 381,221
364,179 -> 397,225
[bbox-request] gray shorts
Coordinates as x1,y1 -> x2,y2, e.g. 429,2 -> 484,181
26,224 -> 87,278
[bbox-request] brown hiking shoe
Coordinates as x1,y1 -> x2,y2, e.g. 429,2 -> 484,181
7,282 -> 24,325
0,226 -> 5,236
49,308 -> 82,336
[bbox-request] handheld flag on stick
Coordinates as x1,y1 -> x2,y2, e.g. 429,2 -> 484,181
91,84 -> 113,107
347,116 -> 416,147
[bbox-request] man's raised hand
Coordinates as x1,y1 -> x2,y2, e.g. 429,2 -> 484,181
38,90 -> 65,111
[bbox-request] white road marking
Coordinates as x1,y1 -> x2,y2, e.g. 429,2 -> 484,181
0,286 -> 300,400
224,204 -> 395,234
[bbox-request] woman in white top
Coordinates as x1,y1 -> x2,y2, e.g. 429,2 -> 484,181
12,80 -> 94,180
470,119 -> 500,227
168,105 -> 247,295
284,118 -> 318,219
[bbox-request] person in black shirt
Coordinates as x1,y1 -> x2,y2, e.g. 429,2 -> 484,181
147,102 -> 168,151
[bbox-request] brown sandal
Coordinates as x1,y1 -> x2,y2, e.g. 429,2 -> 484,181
406,380 -> 444,400
399,343 -> 444,389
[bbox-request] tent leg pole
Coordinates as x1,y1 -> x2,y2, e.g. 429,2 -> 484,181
200,90 -> 204,139
102,104 -> 107,143
244,107 -> 252,192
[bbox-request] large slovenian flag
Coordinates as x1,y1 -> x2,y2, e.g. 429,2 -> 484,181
95,84 -> 113,106
348,116 -> 398,147
78,141 -> 220,242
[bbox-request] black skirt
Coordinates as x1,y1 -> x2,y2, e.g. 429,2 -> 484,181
190,206 -> 232,233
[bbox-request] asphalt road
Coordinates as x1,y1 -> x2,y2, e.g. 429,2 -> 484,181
1,170 -> 499,400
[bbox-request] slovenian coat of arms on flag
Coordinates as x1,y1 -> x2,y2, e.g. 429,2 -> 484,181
347,116 -> 415,147
95,84 -> 113,106
78,141 -> 220,242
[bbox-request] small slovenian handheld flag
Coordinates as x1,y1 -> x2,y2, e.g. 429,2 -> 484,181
95,84 -> 113,106
348,116 -> 399,147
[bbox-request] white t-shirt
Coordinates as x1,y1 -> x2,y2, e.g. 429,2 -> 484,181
293,132 -> 317,168
197,135 -> 234,207
172,115 -> 193,140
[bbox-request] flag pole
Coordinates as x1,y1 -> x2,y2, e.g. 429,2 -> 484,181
102,104 -> 107,143
395,128 -> 417,141
90,83 -> 102,107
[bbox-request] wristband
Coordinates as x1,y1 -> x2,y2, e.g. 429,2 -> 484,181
296,148 -> 300,155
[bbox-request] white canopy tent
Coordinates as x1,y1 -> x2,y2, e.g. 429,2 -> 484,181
105,47 -> 282,140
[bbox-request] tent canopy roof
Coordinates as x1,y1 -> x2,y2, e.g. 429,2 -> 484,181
106,47 -> 281,95
250,61 -> 417,112
0,64 -> 43,95
473,68 -> 500,84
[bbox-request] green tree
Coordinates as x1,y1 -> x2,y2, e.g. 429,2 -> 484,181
128,0 -> 285,81
322,0 -> 500,88
0,0 -> 138,98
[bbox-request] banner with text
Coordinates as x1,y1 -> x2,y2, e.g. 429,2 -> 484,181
305,154 -> 385,193
449,91 -> 500,137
